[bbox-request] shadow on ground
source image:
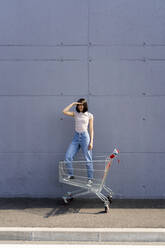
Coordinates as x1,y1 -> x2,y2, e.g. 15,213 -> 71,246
0,198 -> 165,218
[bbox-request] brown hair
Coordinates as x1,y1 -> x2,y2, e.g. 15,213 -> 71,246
76,98 -> 88,113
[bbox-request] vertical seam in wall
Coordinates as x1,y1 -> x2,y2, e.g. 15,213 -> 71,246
87,0 -> 90,103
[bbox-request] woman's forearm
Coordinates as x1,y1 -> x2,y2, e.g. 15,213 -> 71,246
89,129 -> 94,144
62,102 -> 75,113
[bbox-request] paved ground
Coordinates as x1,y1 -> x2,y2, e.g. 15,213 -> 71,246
0,241 -> 165,244
0,244 -> 165,248
0,245 -> 164,248
0,198 -> 164,228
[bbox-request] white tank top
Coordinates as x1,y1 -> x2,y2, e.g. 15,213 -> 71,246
74,111 -> 93,133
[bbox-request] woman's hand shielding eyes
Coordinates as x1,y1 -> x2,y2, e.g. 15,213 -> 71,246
72,102 -> 82,106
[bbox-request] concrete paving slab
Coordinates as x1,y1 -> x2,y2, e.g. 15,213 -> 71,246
0,198 -> 164,242
0,228 -> 165,242
0,198 -> 164,228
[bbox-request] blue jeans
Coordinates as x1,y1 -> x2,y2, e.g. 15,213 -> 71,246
65,131 -> 93,179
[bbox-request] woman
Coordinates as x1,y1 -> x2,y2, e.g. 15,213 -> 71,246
62,98 -> 94,186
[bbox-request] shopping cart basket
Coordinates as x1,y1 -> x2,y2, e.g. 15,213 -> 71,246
59,148 -> 119,213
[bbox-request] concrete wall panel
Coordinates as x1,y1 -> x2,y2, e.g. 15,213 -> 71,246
90,0 -> 165,44
90,96 -> 165,153
0,46 -> 88,95
107,153 -> 165,198
0,0 -> 88,44
0,96 -> 79,152
0,153 -> 64,197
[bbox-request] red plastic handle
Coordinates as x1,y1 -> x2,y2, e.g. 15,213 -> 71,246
110,154 -> 115,159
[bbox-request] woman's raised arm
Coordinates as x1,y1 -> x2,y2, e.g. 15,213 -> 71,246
62,102 -> 80,117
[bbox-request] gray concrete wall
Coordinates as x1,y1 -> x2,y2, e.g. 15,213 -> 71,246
0,0 -> 165,198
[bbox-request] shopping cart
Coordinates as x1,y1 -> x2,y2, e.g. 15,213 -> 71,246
59,148 -> 119,213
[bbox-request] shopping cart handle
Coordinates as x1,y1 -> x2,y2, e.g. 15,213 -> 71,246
109,148 -> 119,159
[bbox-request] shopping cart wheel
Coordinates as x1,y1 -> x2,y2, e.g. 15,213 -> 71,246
67,192 -> 74,202
107,195 -> 112,204
104,205 -> 110,213
68,197 -> 74,202
63,196 -> 69,204
62,196 -> 73,204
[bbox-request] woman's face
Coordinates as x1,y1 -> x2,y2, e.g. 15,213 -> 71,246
78,104 -> 84,112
